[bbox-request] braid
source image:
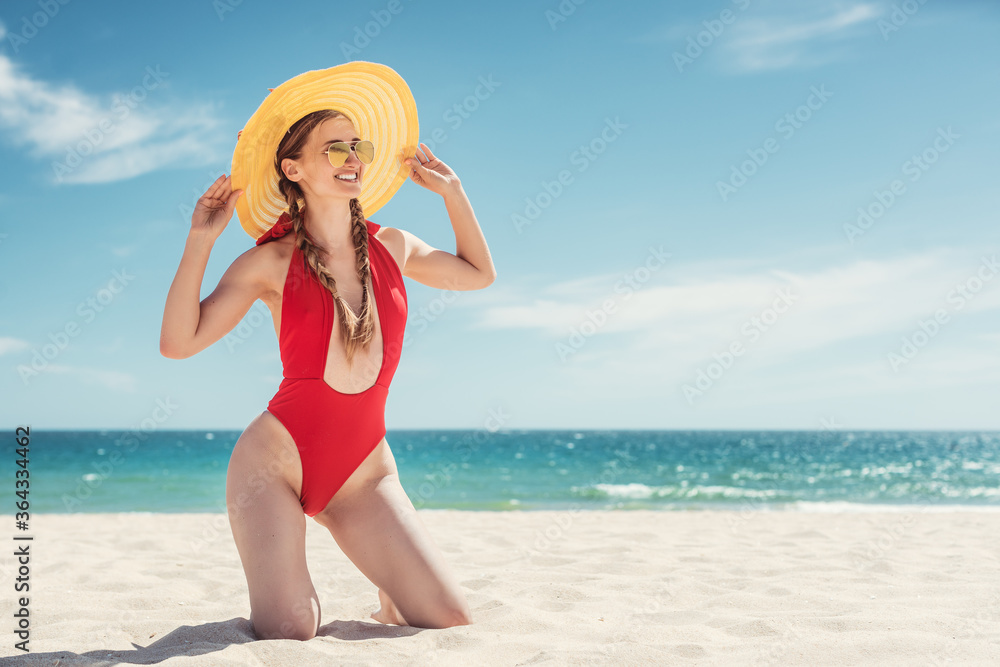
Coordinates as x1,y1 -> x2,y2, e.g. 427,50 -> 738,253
349,197 -> 377,343
277,176 -> 376,366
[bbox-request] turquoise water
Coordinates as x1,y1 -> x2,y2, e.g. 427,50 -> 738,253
11,430 -> 1000,513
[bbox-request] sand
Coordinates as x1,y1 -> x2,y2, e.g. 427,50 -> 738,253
1,508 -> 998,665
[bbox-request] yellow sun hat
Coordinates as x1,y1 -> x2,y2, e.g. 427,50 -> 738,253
231,61 -> 419,241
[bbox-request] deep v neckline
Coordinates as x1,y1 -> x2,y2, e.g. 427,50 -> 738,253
334,273 -> 371,322
292,243 -> 388,396
316,249 -> 366,318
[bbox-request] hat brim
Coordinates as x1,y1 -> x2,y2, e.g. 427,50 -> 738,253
231,61 -> 419,240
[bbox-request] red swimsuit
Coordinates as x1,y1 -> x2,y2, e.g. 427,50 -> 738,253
256,212 -> 407,516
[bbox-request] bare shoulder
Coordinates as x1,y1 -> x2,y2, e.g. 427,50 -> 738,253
373,224 -> 405,275
233,236 -> 295,307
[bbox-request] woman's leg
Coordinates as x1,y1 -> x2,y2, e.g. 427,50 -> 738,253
227,412 -> 320,640
315,472 -> 472,629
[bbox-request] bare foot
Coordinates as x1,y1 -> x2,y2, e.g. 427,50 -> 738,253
370,588 -> 408,626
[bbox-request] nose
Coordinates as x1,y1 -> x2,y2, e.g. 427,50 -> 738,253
343,149 -> 363,171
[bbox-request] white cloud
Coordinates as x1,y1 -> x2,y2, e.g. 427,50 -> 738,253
479,248 -> 1000,334
645,0 -> 888,72
0,53 -> 224,184
0,337 -> 30,355
722,1 -> 883,72
732,3 -> 880,47
472,247 -> 1000,393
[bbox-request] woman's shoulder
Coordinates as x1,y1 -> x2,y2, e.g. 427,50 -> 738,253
369,221 -> 405,275
233,234 -> 295,302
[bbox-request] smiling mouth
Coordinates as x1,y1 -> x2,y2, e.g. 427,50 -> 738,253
335,173 -> 359,182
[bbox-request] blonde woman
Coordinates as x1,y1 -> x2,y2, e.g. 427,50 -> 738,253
160,63 -> 495,640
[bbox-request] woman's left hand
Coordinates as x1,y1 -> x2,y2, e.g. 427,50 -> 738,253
404,143 -> 461,196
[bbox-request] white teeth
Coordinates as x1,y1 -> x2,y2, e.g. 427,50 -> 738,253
336,173 -> 358,181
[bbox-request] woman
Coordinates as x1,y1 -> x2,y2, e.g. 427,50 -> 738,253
159,63 -> 495,640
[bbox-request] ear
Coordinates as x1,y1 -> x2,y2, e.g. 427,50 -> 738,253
281,157 -> 302,183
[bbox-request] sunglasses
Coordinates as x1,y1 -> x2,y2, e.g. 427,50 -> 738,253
321,140 -> 375,167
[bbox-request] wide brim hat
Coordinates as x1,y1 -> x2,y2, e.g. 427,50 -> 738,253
231,61 -> 419,241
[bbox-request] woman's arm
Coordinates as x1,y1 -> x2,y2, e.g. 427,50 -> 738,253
159,174 -> 255,359
159,232 -> 266,359
397,185 -> 496,291
399,145 -> 497,290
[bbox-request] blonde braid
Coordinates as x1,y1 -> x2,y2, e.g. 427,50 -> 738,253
277,177 -> 376,366
348,197 -> 376,344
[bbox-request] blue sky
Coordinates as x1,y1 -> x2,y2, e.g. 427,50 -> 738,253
1,0 -> 998,430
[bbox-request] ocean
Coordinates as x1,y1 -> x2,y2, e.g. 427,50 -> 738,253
13,430 -> 1000,514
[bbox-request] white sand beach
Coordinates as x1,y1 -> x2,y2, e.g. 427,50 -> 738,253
2,509 -> 998,665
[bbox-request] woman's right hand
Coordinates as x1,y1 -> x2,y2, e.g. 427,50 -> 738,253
191,174 -> 243,240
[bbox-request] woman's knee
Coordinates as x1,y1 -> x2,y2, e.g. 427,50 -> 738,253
250,596 -> 320,641
252,618 -> 316,641
408,593 -> 472,629
443,604 -> 473,628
